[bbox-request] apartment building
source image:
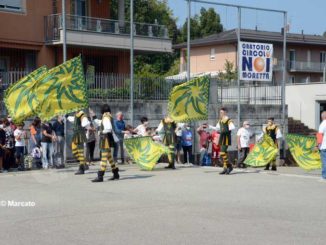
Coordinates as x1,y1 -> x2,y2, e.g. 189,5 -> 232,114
174,29 -> 326,84
0,0 -> 172,74
174,28 -> 326,130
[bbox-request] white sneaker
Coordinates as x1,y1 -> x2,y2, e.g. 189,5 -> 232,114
318,178 -> 326,183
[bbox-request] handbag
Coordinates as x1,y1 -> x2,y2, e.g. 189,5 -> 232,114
112,131 -> 119,143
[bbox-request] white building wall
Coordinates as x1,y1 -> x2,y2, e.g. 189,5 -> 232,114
286,83 -> 326,129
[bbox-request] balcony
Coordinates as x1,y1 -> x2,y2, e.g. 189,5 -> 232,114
287,61 -> 326,73
273,60 -> 326,73
44,14 -> 172,53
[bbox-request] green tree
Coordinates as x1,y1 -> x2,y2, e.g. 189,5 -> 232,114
199,7 -> 223,37
178,15 -> 201,43
217,60 -> 237,83
178,7 -> 223,43
111,0 -> 179,75
111,0 -> 178,43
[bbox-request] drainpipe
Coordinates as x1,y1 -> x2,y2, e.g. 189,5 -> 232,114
323,63 -> 326,83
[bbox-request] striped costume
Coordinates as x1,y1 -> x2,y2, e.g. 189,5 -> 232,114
71,112 -> 88,173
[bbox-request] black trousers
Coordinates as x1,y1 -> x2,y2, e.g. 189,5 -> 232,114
237,147 -> 250,167
3,148 -> 15,170
86,141 -> 96,162
182,145 -> 193,164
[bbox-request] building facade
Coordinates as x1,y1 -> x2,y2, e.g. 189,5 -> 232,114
174,29 -> 326,130
174,29 -> 326,84
0,0 -> 172,74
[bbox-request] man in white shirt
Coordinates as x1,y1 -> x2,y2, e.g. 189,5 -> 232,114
237,121 -> 252,168
209,107 -> 235,174
91,104 -> 120,182
318,111 -> 326,180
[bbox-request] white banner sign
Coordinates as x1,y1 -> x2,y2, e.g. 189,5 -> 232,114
239,41 -> 273,82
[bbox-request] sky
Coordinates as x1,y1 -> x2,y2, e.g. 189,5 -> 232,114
167,0 -> 326,35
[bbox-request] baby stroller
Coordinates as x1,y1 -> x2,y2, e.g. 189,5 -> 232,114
29,147 -> 42,169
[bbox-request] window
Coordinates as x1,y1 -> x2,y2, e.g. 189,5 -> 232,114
320,52 -> 326,64
0,0 -> 24,12
210,48 -> 215,60
25,53 -> 36,71
289,50 -> 296,70
288,75 -> 295,84
0,57 -> 9,72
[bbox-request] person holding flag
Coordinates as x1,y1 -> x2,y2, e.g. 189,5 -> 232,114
209,107 -> 235,175
91,104 -> 120,182
156,116 -> 177,169
67,111 -> 91,175
263,117 -> 282,171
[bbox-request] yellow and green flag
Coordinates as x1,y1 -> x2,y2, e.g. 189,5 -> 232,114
244,134 -> 278,167
36,56 -> 89,121
124,136 -> 171,171
168,76 -> 210,122
286,134 -> 322,170
4,66 -> 48,123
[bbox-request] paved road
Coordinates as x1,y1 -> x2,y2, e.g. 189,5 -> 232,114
0,164 -> 325,245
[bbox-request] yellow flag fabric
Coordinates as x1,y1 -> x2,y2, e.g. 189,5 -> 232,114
4,67 -> 48,123
168,76 -> 210,122
124,136 -> 171,171
36,56 -> 89,121
244,134 -> 278,167
286,134 -> 322,170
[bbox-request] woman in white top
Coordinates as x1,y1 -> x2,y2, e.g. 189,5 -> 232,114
134,117 -> 149,137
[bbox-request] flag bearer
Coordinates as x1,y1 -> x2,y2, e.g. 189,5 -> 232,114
156,116 -> 177,169
209,107 -> 235,175
67,111 -> 90,175
263,117 -> 282,171
92,104 -> 120,182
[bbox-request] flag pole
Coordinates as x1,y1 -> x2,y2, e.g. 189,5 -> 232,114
62,0 -> 67,164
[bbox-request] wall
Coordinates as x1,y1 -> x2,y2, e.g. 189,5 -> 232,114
186,44 -> 237,74
0,0 -> 52,47
286,83 -> 326,129
89,0 -> 110,18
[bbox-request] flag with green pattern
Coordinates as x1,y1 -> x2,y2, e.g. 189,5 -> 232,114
168,76 -> 210,122
36,56 -> 89,121
244,134 -> 278,167
124,136 -> 171,170
286,134 -> 322,170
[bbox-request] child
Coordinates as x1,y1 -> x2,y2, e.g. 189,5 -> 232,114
211,130 -> 221,167
124,125 -> 135,139
134,117 -> 149,136
197,124 -> 211,165
14,123 -> 26,170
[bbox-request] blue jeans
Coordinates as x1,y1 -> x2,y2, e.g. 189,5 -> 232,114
320,150 -> 326,179
113,140 -> 124,163
41,142 -> 54,168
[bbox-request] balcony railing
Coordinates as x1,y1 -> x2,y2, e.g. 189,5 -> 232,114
273,60 -> 326,73
287,61 -> 326,72
45,14 -> 169,42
